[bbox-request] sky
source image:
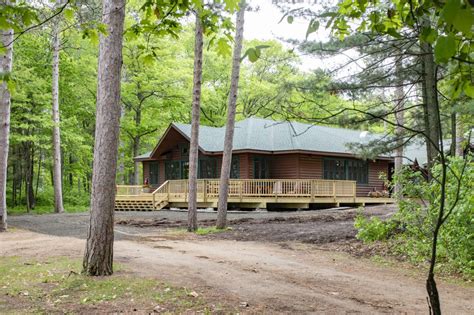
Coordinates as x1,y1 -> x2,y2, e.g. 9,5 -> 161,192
242,0 -> 360,76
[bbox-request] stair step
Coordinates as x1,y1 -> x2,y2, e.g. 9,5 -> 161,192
115,199 -> 155,211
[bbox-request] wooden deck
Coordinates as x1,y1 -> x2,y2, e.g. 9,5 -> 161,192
115,179 -> 394,211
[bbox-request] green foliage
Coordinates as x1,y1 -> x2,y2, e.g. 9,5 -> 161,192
195,226 -> 231,235
355,156 -> 474,279
6,2 -> 349,212
355,213 -> 395,243
326,0 -> 474,93
434,35 -> 456,63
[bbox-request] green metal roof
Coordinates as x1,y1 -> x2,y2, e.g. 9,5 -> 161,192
174,117 -> 388,154
135,118 -> 472,165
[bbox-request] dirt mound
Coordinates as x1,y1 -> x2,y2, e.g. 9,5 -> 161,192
115,211 -> 356,229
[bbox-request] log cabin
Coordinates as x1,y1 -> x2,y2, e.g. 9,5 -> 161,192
116,117 -> 395,210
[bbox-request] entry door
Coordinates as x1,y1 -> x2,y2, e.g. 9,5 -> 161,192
149,162 -> 159,185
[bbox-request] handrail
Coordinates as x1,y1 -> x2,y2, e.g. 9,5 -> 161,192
116,185 -> 147,196
152,180 -> 170,208
152,180 -> 169,195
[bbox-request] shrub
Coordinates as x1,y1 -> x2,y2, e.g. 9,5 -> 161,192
355,155 -> 474,279
354,214 -> 395,242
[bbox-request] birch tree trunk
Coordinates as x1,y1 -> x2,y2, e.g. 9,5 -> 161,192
216,2 -> 246,229
393,56 -> 404,195
187,13 -> 204,232
0,19 -> 13,232
83,0 -> 125,276
51,18 -> 65,213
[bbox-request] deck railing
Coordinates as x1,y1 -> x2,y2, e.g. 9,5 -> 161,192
116,185 -> 151,196
117,179 -> 357,202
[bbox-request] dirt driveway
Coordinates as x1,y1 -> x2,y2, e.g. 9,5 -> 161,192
3,206 -> 474,314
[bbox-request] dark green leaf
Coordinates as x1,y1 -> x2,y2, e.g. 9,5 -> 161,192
305,19 -> 320,39
452,8 -> 473,35
420,27 -> 438,44
434,35 -> 456,63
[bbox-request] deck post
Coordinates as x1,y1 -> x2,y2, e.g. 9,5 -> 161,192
352,181 -> 356,202
311,180 -> 315,202
240,181 -> 243,202
275,181 -> 278,203
203,180 -> 207,202
153,192 -> 156,209
167,181 -> 170,201
185,180 -> 188,202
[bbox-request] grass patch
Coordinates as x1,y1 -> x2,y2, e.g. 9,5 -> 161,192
0,256 -> 225,314
195,226 -> 232,235
8,204 -> 89,216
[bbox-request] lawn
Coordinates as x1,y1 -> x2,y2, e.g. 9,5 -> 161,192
0,256 -> 225,314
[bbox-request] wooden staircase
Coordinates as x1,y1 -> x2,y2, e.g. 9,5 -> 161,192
115,198 -> 155,211
115,182 -> 170,211
114,197 -> 169,211
154,199 -> 169,210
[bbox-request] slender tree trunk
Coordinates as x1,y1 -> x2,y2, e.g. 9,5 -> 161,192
12,158 -> 17,206
68,154 -> 74,187
52,19 -> 65,213
132,137 -> 140,185
26,146 -> 35,210
131,101 -> 141,185
420,21 -> 443,315
35,150 -> 42,197
455,114 -> 464,157
187,13 -> 204,232
216,2 -> 246,229
394,56 -> 404,195
83,0 -> 125,276
420,23 -> 440,172
23,144 -> 34,212
450,112 -> 456,156
0,20 -> 12,231
17,147 -> 22,205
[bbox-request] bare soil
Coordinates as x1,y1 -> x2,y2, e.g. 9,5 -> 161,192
3,205 -> 473,314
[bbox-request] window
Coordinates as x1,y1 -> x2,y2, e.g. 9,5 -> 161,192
179,143 -> 189,158
149,162 -> 159,185
165,161 -> 181,180
346,159 -> 368,184
253,156 -> 269,179
181,161 -> 189,179
199,158 -> 217,178
323,158 -> 368,184
230,156 -> 240,179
